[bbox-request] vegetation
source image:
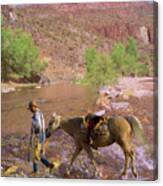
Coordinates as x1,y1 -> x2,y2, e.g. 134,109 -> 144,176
2,27 -> 47,81
82,38 -> 149,87
111,38 -> 149,76
81,48 -> 118,86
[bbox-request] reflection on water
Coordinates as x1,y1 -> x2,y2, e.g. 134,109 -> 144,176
1,83 -> 96,136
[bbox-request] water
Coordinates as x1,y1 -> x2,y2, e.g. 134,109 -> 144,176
1,83 -> 96,136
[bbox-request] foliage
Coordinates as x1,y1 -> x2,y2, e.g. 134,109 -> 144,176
82,38 -> 149,87
111,37 -> 149,76
2,27 -> 47,81
82,48 -> 118,87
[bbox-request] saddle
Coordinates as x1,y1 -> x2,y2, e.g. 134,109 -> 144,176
83,111 -> 107,132
87,115 -> 109,142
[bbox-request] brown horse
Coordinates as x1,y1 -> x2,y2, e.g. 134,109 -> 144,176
46,113 -> 146,178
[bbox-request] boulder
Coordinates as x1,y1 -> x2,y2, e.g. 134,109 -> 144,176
111,102 -> 130,110
140,26 -> 149,45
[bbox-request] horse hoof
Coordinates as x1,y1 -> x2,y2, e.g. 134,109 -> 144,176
120,172 -> 128,180
133,172 -> 138,178
94,170 -> 101,178
66,168 -> 71,176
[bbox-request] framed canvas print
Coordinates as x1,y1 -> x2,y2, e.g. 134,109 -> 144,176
1,0 -> 158,181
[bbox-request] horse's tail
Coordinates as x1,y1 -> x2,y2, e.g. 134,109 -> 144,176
125,115 -> 147,145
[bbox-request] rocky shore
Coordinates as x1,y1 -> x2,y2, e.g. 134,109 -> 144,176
96,77 -> 156,115
1,82 -> 38,94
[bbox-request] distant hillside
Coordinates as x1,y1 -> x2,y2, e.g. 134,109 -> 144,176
2,2 -> 156,83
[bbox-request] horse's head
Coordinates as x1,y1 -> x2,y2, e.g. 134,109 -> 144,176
47,112 -> 61,134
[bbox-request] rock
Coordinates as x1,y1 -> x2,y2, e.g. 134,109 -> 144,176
96,95 -> 112,111
122,94 -> 129,100
99,86 -> 122,99
122,89 -> 134,97
134,90 -> 153,98
39,75 -> 50,86
111,102 -> 129,110
116,77 -> 155,99
35,86 -> 41,89
1,86 -> 15,93
140,26 -> 149,45
4,165 -> 18,176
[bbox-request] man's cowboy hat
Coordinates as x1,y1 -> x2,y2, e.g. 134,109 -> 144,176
27,100 -> 39,110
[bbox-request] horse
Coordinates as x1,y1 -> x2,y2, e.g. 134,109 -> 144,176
46,113 -> 146,178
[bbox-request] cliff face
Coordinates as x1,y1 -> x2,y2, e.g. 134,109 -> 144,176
2,2 -> 155,83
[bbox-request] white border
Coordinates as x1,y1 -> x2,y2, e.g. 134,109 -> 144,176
0,0 -> 162,186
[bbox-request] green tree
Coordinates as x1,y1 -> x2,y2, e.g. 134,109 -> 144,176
81,38 -> 149,87
2,28 -> 47,81
111,37 -> 149,76
83,48 -> 118,87
111,42 -> 126,74
126,37 -> 139,58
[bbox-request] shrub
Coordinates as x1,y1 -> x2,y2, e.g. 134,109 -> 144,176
111,42 -> 126,74
82,48 -> 118,87
82,37 -> 149,87
111,37 -> 149,76
1,28 -> 47,81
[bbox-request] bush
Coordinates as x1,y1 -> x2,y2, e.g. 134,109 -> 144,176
111,42 -> 126,74
111,37 -> 149,76
82,48 -> 118,87
2,28 -> 47,81
82,38 -> 149,87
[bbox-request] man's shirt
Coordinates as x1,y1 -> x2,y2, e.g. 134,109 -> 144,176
32,110 -> 45,143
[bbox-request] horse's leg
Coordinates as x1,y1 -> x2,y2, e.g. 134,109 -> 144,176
121,151 -> 130,178
69,145 -> 82,168
83,144 -> 101,177
67,144 -> 82,174
129,145 -> 138,178
83,144 -> 96,166
118,140 -> 131,178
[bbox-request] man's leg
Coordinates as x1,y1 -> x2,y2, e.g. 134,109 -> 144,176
33,161 -> 38,173
40,143 -> 53,169
40,157 -> 53,168
31,138 -> 40,175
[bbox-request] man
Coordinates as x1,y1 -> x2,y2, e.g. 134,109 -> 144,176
27,100 -> 54,174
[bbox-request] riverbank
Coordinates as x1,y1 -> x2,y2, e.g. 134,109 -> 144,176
1,81 -> 38,93
96,77 -> 156,110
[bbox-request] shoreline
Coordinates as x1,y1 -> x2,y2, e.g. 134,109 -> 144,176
1,76 -> 156,94
1,81 -> 38,93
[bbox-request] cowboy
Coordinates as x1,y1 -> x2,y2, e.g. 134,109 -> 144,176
27,100 -> 54,174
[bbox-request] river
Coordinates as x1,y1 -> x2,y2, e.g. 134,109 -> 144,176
1,83 -> 96,136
